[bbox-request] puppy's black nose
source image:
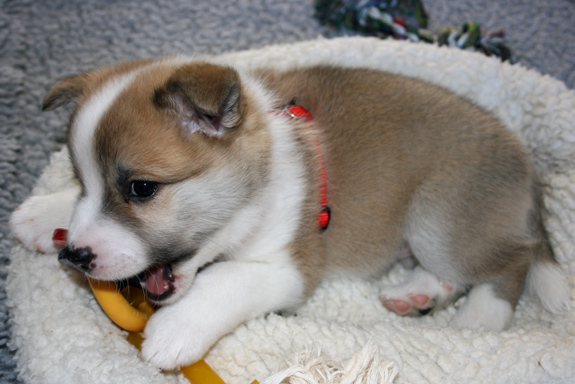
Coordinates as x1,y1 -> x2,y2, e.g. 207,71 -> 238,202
58,246 -> 96,273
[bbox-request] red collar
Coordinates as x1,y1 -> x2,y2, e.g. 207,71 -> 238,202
280,105 -> 330,231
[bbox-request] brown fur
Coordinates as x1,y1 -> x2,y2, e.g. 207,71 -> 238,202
43,59 -> 156,111
259,66 -> 554,307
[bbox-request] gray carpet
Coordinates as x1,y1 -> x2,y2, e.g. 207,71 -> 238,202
1,0 -> 574,382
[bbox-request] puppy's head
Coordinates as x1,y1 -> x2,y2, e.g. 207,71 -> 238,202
45,60 -> 271,303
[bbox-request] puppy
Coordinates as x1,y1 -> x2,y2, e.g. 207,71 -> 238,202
10,58 -> 570,370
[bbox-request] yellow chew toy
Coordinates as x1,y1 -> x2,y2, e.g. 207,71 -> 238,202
88,277 -> 243,384
87,278 -> 152,332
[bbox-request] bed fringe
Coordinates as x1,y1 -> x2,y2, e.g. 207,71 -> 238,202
263,343 -> 398,384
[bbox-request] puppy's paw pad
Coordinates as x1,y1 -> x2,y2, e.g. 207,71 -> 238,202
409,293 -> 430,307
382,298 -> 412,315
381,293 -> 433,316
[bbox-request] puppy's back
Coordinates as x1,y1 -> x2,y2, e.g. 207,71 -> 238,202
260,66 -> 534,276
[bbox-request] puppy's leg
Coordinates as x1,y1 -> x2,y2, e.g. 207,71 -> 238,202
451,242 -> 532,331
9,185 -> 80,253
381,266 -> 464,316
141,259 -> 304,370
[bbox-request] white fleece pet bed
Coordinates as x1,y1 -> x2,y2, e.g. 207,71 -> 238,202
8,37 -> 575,384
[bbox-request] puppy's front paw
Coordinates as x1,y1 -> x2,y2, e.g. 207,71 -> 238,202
141,305 -> 210,371
9,187 -> 78,253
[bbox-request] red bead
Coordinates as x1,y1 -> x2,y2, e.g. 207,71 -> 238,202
317,208 -> 330,231
52,228 -> 68,247
287,105 -> 312,121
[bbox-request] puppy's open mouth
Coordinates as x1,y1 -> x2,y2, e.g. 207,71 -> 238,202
133,262 -> 176,302
53,229 -> 177,302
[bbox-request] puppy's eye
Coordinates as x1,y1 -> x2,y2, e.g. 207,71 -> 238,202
130,181 -> 158,199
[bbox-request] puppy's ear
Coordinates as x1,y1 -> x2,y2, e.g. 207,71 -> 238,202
153,62 -> 243,138
42,74 -> 89,111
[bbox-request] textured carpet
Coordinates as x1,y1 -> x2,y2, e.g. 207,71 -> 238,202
1,1 -> 574,383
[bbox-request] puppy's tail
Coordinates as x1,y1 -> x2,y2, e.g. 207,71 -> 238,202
524,183 -> 570,313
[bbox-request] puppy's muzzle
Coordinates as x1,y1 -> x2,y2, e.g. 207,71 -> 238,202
58,246 -> 96,273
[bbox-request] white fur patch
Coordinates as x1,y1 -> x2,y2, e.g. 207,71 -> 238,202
70,73 -> 137,198
403,209 -> 460,282
67,70 -> 151,279
525,261 -> 570,313
71,212 -> 150,280
451,284 -> 514,331
232,74 -> 310,261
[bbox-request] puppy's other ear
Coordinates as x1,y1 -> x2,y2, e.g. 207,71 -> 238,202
42,74 -> 89,111
153,62 -> 243,138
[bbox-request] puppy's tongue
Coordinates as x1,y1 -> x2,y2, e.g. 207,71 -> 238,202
141,263 -> 175,301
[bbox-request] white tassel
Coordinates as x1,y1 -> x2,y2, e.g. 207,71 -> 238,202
263,343 -> 398,384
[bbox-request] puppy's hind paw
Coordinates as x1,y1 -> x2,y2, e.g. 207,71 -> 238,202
381,267 -> 462,317
450,284 -> 513,331
381,293 -> 433,316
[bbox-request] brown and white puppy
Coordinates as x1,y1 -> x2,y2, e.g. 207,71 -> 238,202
10,59 -> 570,370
